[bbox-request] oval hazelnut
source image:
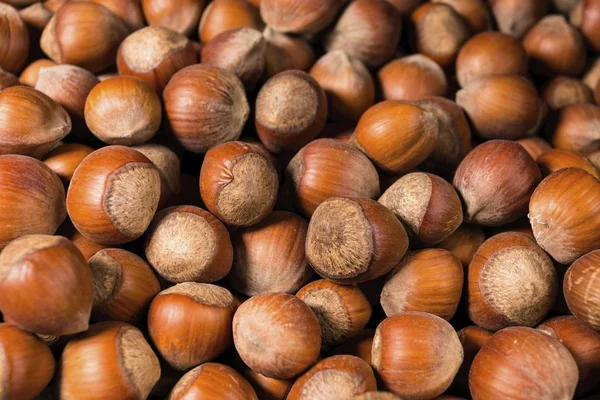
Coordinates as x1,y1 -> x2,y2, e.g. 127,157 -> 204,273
549,104 -> 600,153
570,0 -> 600,52
260,0 -> 345,34
433,0 -> 492,33
378,54 -> 448,101
199,0 -> 262,43
537,148 -> 600,179
142,0 -> 206,36
169,363 -> 257,400
263,27 -> 315,78
0,4 -> 29,74
19,59 -> 56,87
42,142 -> 94,185
542,76 -> 594,110
488,0 -> 547,38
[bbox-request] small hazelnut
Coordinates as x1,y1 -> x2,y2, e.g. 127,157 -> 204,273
331,330 -> 375,365
88,0 -> 144,31
564,251 -> 600,331
67,145 -> 161,245
233,292 -> 322,380
132,143 -> 181,208
0,4 -> 29,74
372,312 -> 463,400
0,234 -> 94,335
141,0 -> 206,36
0,68 -> 18,91
169,363 -> 258,400
148,283 -> 237,370
433,0 -> 492,33
164,64 -> 250,154
456,32 -> 528,87
488,0 -> 548,38
59,322 -> 161,400
354,100 -> 439,174
255,70 -> 327,154
70,229 -> 109,261
261,0 -> 345,34
19,2 -> 53,31
18,58 -> 56,87
542,76 -> 594,110
529,168 -> 600,264
287,355 -> 377,400
469,327 -> 578,399
324,0 -> 402,67
548,104 -> 600,153
306,197 -> 409,284
451,326 -> 492,395
515,137 -> 553,160
537,148 -> 600,179
456,75 -> 547,140
199,0 -> 263,43
42,142 -> 94,185
378,54 -> 448,102
570,0 -> 600,52
438,224 -> 485,267
263,27 -> 315,78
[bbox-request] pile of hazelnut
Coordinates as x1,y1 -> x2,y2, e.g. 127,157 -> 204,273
1,0 -> 600,399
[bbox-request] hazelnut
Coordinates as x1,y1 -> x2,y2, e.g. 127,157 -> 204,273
523,15 -> 587,77
42,142 -> 94,185
310,51 -> 375,122
67,145 -> 161,245
228,211 -> 313,296
548,104 -> 600,153
583,57 -> 600,90
410,3 -> 470,68
438,224 -> 485,266
199,0 -> 262,43
488,0 -> 547,38
0,234 -> 94,335
148,283 -> 237,370
564,250 -> 600,331
233,292 -> 321,379
331,330 -> 375,365
353,393 -> 402,400
18,2 -> 53,31
132,143 -> 181,208
0,4 -> 29,74
456,32 -> 528,87
0,86 -> 71,157
542,76 -> 594,110
144,205 -> 232,283
89,248 -> 160,324
59,321 -> 161,400
261,0 -> 345,34
238,364 -> 291,400
287,355 -> 377,400
515,137 -> 553,160
169,363 -> 258,400
40,2 -> 130,73
378,54 -> 448,102
433,0 -> 492,33
456,75 -> 547,140
255,70 -> 327,154
538,315 -> 600,396
263,27 -> 315,78
306,197 -> 408,284
570,0 -> 600,52
141,0 -> 206,36
0,68 -> 18,91
297,279 -> 372,346
529,168 -> 600,264
18,58 -> 56,87
201,28 -> 266,90
89,0 -> 145,31
537,148 -> 600,179
0,155 -> 66,248
467,232 -> 557,331
164,64 -> 249,154
372,312 -> 463,400
379,172 -> 463,245
451,326 -> 493,395
469,327 -> 578,399
324,0 -> 402,67
0,324 -> 55,400
70,229 -> 109,261
381,249 -> 464,320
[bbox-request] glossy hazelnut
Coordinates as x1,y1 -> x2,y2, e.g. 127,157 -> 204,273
306,197 -> 408,284
523,15 -> 587,77
67,146 -> 161,245
238,364 -> 291,400
142,0 -> 206,36
59,321 -> 161,400
433,0 -> 492,33
18,59 -> 55,87
0,234 -> 93,335
87,0 -> 144,31
469,327 -> 578,400
515,137 -> 553,160
537,148 -> 600,178
0,155 -> 66,248
451,326 -> 493,395
564,251 -> 600,331
263,27 -> 315,78
170,363 -> 258,400
228,211 -> 312,296
353,393 -> 402,400
89,248 -> 160,324
233,292 -> 321,379
148,283 -> 237,370
324,0 -> 402,67
438,224 -> 485,266
543,76 -> 594,110
410,3 -> 470,68
538,315 -> 600,395
379,172 -> 463,245
260,0 -> 344,34
0,4 -> 29,74
372,312 -> 463,400
0,68 -> 18,90
570,0 -> 600,52
488,0 -> 547,38
310,51 -> 375,122
164,64 -> 249,154
287,355 -> 377,400
255,70 -> 327,154
378,54 -> 447,102
456,75 -> 547,140
42,142 -> 94,185
145,205 -> 232,283
549,104 -> 600,153
70,230 -> 109,261
456,32 -> 528,87
0,86 -> 71,157
530,168 -> 600,264
381,249 -> 463,320
0,324 -> 55,400
40,2 -> 130,73
199,0 -> 262,43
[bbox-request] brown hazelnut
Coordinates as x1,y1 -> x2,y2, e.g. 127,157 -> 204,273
537,148 -> 600,178
584,57 -> 600,90
438,224 -> 485,267
287,355 -> 377,400
523,15 -> 587,77
542,76 -> 594,110
0,234 -> 94,335
85,0 -> 144,31
148,283 -> 237,370
564,251 -> 600,331
70,229 -> 109,261
170,363 -> 258,400
455,32 -> 528,87
570,0 -> 600,52
132,143 -> 181,208
18,1 -> 53,30
530,168 -> 600,264
549,104 -> 600,153
0,68 -> 18,91
488,0 -> 548,38
141,0 -> 206,36
261,0 -> 345,34
42,142 -> 94,185
59,322 -> 161,400
199,0 -> 263,43
164,64 -> 249,154
306,197 -> 409,284
456,75 -> 547,140
433,0 -> 492,33
67,145 -> 161,245
262,27 -> 315,78
372,312 -> 463,400
451,326 -> 493,395
0,4 -> 29,74
378,54 -> 448,102
324,0 -> 402,67
310,50 -> 375,122
238,363 -> 291,400
515,137 -> 553,160
18,58 -> 56,87
233,292 -> 321,379
255,70 -> 327,154
469,327 -> 578,399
